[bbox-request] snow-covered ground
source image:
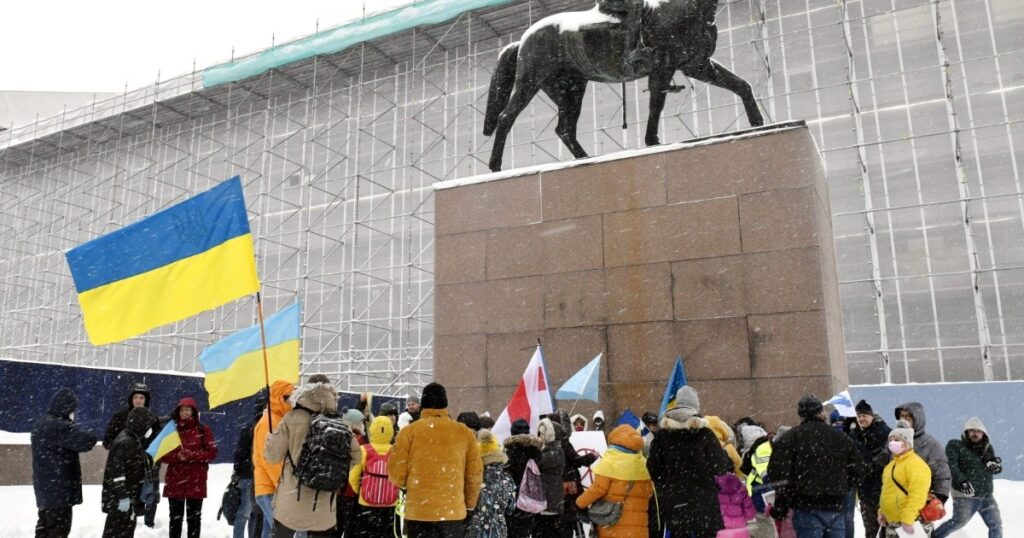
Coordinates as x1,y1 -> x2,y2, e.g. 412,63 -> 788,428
0,463 -> 1019,537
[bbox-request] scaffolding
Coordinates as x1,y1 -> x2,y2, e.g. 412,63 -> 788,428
2,0 -> 1023,391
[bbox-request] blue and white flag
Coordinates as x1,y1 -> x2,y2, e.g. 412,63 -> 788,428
616,408 -> 650,438
555,353 -> 601,403
825,390 -> 856,417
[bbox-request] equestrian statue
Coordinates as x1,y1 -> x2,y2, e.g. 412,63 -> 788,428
483,0 -> 765,172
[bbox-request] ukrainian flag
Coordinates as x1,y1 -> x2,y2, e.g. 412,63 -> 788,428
659,357 -> 688,415
147,421 -> 181,462
199,301 -> 301,408
65,176 -> 260,345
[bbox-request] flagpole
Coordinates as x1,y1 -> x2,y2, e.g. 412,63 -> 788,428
255,292 -> 274,434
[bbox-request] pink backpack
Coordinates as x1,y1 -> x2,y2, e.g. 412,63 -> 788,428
359,445 -> 399,507
516,459 -> 547,513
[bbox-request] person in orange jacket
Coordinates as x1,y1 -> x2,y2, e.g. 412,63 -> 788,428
576,425 -> 655,538
251,379 -> 294,538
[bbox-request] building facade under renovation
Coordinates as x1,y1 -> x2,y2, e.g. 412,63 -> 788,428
1,0 -> 1022,394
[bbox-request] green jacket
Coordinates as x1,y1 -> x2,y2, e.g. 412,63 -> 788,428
946,436 -> 999,498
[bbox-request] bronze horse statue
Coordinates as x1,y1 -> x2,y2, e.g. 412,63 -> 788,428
483,0 -> 764,172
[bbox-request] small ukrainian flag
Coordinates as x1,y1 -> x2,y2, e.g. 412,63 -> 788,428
65,176 -> 260,345
199,302 -> 301,408
659,357 -> 688,415
147,421 -> 181,462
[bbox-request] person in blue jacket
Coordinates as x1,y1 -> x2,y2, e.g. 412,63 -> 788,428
30,387 -> 98,538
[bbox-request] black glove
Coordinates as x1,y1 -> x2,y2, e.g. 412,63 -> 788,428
769,505 -> 789,522
958,481 -> 975,497
985,457 -> 1002,474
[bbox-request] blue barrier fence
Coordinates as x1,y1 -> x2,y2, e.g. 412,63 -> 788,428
0,359 -> 403,464
851,382 -> 1023,481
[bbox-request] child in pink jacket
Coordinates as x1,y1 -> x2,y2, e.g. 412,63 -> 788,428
715,473 -> 756,538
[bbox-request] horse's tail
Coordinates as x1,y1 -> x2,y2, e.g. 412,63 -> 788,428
483,42 -> 520,136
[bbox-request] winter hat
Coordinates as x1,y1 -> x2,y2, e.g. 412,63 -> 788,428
379,402 -> 399,418
307,374 -> 331,384
479,415 -> 496,429
740,424 -> 768,451
510,418 -> 531,435
963,416 -> 988,437
797,394 -> 824,419
420,382 -> 448,409
457,411 -> 481,432
889,420 -> 915,450
343,409 -> 364,428
128,383 -> 151,407
855,399 -> 873,416
477,429 -> 502,455
773,425 -> 791,442
592,410 -> 606,425
642,412 -> 659,426
367,416 -> 394,444
126,406 -> 156,436
407,395 -> 421,405
674,386 -> 701,415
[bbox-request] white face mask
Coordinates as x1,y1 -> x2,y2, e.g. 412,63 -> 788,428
68,412 -> 75,422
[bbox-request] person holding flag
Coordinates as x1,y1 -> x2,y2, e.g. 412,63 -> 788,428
160,398 -> 218,538
253,380 -> 295,538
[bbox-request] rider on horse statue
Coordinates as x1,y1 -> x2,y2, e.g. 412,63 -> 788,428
597,0 -> 653,76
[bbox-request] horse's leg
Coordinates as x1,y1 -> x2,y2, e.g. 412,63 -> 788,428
687,59 -> 765,127
543,76 -> 589,159
645,67 -> 674,146
487,77 -> 543,172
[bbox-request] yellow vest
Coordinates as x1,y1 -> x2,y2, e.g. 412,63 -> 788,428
745,441 -> 772,495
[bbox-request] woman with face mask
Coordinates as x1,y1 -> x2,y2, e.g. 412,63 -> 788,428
878,421 -> 932,536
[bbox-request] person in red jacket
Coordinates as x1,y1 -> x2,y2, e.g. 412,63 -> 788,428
162,397 -> 218,538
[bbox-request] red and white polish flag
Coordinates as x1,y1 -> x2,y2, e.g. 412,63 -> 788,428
492,344 -> 554,440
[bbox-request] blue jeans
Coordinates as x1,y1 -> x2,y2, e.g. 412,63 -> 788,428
256,495 -> 275,538
792,509 -> 845,538
842,491 -> 855,538
234,478 -> 258,538
933,496 -> 1002,538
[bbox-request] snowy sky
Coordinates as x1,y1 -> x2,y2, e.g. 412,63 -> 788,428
0,0 -> 414,93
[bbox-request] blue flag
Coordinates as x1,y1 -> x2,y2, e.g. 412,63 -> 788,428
659,357 -> 688,415
555,353 -> 601,403
617,408 -> 650,438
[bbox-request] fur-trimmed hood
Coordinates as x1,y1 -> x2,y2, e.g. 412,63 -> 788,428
292,382 -> 339,414
538,417 -> 565,444
661,410 -> 708,431
483,449 -> 509,466
504,433 -> 543,449
570,414 -> 589,430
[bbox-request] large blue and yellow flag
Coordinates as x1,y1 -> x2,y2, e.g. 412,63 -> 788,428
659,357 -> 688,415
198,301 -> 301,408
146,420 -> 181,462
65,177 -> 260,345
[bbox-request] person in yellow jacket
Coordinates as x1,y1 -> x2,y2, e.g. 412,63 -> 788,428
878,421 -> 931,536
707,416 -> 744,478
252,379 -> 294,538
388,382 -> 483,537
576,425 -> 655,538
348,416 -> 398,538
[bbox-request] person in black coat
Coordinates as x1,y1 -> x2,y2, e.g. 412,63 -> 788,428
31,387 -> 98,538
847,400 -> 890,538
103,383 -> 152,449
767,395 -> 865,537
231,401 -> 263,537
535,418 -> 567,538
647,387 -> 733,538
101,406 -> 157,538
505,418 -> 544,538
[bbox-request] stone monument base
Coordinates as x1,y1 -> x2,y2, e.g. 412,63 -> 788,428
433,122 -> 845,428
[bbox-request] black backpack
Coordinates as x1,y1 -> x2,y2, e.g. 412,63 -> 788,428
288,406 -> 352,510
217,475 -> 241,525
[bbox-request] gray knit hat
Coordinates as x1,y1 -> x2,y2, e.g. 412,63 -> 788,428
889,420 -> 915,450
674,386 -> 700,415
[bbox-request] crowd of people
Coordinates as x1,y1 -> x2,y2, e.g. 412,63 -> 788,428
29,378 -> 1005,538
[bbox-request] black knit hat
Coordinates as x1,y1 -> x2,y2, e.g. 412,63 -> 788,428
797,394 -> 824,419
855,399 -> 873,416
457,411 -> 481,431
511,418 -> 531,435
421,382 -> 448,410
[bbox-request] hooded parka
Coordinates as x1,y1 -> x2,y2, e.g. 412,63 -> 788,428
31,388 -> 98,510
264,381 -> 360,531
894,402 -> 952,499
946,417 -> 1000,498
161,397 -> 217,499
538,418 -> 567,514
102,406 -> 157,513
577,425 -> 654,538
102,383 -> 151,450
647,409 -> 732,536
253,379 -> 294,496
